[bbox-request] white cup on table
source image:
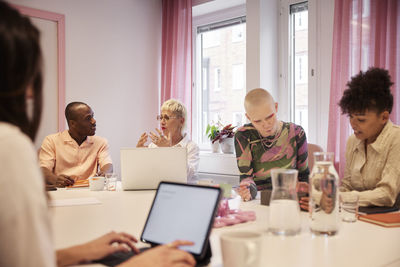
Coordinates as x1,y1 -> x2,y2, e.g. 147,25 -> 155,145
220,230 -> 262,267
89,176 -> 105,191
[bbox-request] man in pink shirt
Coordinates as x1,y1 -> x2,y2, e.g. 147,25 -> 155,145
39,102 -> 113,187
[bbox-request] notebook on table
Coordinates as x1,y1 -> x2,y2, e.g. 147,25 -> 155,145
358,212 -> 400,228
120,147 -> 187,190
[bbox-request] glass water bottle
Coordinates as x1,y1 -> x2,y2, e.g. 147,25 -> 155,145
309,152 -> 340,235
269,169 -> 301,236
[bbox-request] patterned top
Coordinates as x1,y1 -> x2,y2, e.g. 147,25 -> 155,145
234,122 -> 309,191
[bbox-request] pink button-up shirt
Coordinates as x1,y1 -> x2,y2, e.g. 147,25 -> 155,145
39,130 -> 112,180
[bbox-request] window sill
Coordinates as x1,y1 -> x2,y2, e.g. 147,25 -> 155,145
199,150 -> 236,158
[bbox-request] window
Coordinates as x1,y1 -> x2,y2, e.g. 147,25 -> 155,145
295,54 -> 308,83
232,24 -> 244,42
203,30 -> 220,48
232,64 -> 244,90
352,0 -> 370,19
289,1 -> 309,135
193,16 -> 246,147
214,67 -> 221,91
232,112 -> 245,128
295,10 -> 308,30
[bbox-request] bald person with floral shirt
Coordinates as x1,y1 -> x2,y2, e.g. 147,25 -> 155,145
235,88 -> 309,201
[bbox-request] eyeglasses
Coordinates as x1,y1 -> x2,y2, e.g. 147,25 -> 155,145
156,115 -> 178,121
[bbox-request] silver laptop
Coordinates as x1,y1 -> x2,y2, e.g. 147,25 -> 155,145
120,147 -> 187,190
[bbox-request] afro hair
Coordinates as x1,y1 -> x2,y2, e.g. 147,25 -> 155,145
339,67 -> 394,115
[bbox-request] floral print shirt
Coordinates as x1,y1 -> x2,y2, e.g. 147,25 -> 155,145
234,122 -> 309,191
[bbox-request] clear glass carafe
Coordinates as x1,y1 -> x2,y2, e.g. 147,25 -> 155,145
269,169 -> 301,236
309,152 -> 340,235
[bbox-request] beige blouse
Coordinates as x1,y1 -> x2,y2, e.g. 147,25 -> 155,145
341,120 -> 400,207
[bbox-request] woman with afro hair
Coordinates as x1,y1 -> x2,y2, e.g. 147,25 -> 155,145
339,67 -> 400,207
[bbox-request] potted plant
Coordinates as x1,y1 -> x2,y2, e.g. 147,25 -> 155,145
212,124 -> 236,154
206,122 -> 221,153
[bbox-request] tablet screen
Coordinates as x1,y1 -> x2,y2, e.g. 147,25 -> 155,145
140,182 -> 221,256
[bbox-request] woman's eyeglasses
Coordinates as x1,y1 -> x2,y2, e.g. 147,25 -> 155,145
156,115 -> 178,121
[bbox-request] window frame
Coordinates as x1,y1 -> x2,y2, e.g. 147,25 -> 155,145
279,0 -> 317,144
192,5 -> 246,151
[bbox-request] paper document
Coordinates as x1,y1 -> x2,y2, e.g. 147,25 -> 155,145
50,197 -> 102,207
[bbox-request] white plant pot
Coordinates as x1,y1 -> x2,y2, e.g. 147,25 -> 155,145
220,138 -> 234,154
211,141 -> 220,153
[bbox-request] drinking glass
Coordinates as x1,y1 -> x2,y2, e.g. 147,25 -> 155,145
105,173 -> 117,191
340,192 -> 359,222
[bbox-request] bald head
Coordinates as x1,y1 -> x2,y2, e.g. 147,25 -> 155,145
65,102 -> 89,126
244,88 -> 275,112
244,88 -> 280,137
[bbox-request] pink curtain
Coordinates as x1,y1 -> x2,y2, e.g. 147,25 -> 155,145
161,0 -> 192,133
328,0 -> 400,178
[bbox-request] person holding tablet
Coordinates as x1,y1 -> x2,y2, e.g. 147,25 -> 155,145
0,3 -> 195,267
136,99 -> 199,182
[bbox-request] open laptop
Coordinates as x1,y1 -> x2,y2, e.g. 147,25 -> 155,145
120,147 -> 187,190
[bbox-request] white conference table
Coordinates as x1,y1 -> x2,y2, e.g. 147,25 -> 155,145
49,188 -> 400,267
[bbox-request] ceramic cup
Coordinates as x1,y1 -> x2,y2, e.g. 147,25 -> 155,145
89,176 -> 105,191
220,230 -> 262,267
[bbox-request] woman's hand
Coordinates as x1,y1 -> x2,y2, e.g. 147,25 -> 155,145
296,182 -> 309,193
299,196 -> 309,211
149,129 -> 171,147
56,231 -> 139,266
119,240 -> 196,267
136,133 -> 148,147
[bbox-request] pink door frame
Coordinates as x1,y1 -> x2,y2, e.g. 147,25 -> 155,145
13,4 -> 66,131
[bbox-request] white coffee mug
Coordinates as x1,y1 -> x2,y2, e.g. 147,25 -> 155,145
220,231 -> 262,267
89,177 -> 105,191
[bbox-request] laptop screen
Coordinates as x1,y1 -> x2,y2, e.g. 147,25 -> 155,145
140,182 -> 221,256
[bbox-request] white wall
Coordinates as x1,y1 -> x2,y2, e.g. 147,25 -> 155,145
9,0 -> 162,176
246,0 -> 279,99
